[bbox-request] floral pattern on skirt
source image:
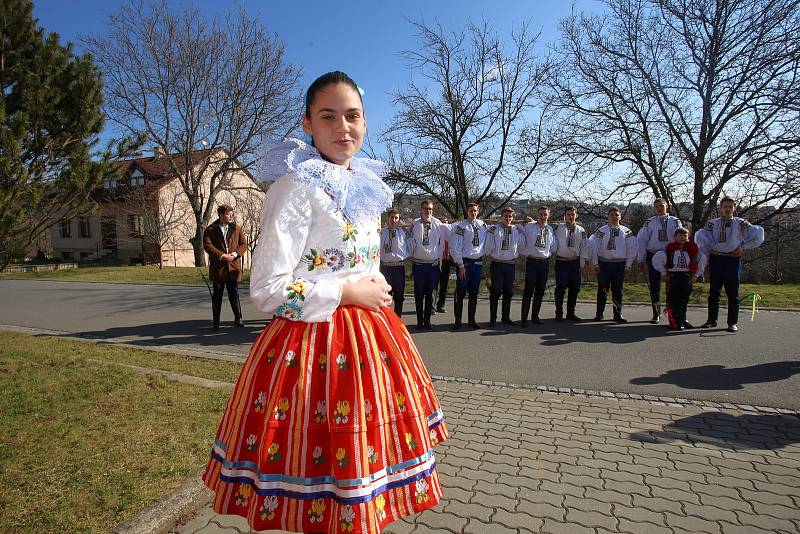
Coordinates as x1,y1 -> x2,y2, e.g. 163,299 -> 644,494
203,305 -> 448,533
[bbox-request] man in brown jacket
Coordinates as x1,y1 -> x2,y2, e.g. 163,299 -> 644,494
203,204 -> 248,330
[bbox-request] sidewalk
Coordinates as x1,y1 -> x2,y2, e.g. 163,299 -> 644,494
176,380 -> 800,534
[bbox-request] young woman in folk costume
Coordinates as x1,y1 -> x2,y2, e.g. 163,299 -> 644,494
202,71 -> 448,534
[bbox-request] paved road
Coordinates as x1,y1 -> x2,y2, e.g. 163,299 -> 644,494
5,279 -> 800,409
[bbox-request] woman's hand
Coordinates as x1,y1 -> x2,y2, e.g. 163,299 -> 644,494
340,276 -> 393,311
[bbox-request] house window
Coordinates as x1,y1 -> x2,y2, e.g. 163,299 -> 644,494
128,215 -> 143,238
62,251 -> 73,260
79,217 -> 91,238
130,176 -> 145,187
59,219 -> 72,238
103,178 -> 117,189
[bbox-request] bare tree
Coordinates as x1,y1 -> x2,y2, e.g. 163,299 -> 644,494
121,182 -> 186,269
230,183 -> 268,270
378,21 -> 551,219
85,0 -> 302,266
546,0 -> 800,230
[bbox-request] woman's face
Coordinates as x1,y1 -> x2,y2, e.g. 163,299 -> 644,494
302,83 -> 366,168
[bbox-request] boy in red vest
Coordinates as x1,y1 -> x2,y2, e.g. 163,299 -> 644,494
652,228 -> 707,330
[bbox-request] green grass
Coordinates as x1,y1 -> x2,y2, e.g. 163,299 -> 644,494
0,265 -> 250,286
0,332 -> 240,533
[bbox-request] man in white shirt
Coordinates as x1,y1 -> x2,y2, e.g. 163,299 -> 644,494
695,196 -> 765,333
518,206 -> 557,325
588,206 -> 638,323
379,209 -> 408,317
450,202 -> 487,329
485,207 -> 523,326
637,198 -> 683,324
553,206 -> 590,321
406,200 -> 447,330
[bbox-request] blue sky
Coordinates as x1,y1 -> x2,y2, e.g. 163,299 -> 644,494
33,0 -> 604,145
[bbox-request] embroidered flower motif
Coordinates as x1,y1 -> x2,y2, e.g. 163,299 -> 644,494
342,222 -> 357,243
340,504 -> 355,532
414,479 -> 430,504
246,433 -> 257,451
367,444 -> 378,465
266,348 -> 276,364
347,249 -> 365,268
405,432 -> 418,451
333,400 -> 350,424
430,428 -> 439,445
364,399 -> 373,423
287,280 -> 306,301
375,493 -> 387,522
308,498 -> 326,523
274,397 -> 289,420
268,442 -> 281,461
314,400 -> 327,423
336,447 -> 349,467
336,353 -> 349,370
318,353 -> 327,370
260,495 -> 278,520
235,484 -> 252,506
285,350 -> 297,368
302,247 -> 346,271
253,391 -> 266,413
395,392 -> 407,413
276,302 -> 303,320
313,445 -> 325,465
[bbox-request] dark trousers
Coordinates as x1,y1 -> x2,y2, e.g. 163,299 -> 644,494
436,258 -> 452,310
645,251 -> 662,305
489,262 -> 515,322
708,254 -> 741,326
666,272 -> 692,327
454,257 -> 483,324
412,263 -> 439,327
380,263 -> 406,317
554,259 -> 581,317
596,260 -> 626,318
521,259 -> 549,321
212,280 -> 242,325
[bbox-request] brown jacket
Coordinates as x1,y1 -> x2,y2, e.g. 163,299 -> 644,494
203,219 -> 248,282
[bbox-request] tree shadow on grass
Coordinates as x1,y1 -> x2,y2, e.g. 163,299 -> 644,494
629,411 -> 800,450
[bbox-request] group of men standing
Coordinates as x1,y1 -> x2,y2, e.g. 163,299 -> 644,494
379,197 -> 765,334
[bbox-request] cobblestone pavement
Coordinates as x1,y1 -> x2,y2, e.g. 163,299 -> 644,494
176,381 -> 800,534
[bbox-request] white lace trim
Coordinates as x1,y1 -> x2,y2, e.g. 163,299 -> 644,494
254,138 -> 393,223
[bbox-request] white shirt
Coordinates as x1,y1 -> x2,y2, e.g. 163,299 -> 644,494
695,217 -> 765,256
637,215 -> 683,260
379,226 -> 408,263
519,222 -> 557,259
588,224 -> 638,267
407,217 -> 447,263
553,223 -> 588,261
451,219 -> 487,267
485,223 -> 523,262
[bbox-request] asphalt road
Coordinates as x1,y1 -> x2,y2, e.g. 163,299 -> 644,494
5,279 -> 799,409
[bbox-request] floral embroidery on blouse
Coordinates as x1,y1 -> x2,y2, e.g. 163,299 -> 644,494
303,248 -> 346,272
342,222 -> 357,243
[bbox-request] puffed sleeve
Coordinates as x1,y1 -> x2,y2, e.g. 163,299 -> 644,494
625,233 -> 638,267
694,228 -> 712,257
578,229 -> 589,262
249,175 -> 343,322
741,220 -> 765,250
637,224 -> 650,262
695,250 -> 707,278
652,251 -> 667,277
588,231 -> 601,266
451,224 -> 465,267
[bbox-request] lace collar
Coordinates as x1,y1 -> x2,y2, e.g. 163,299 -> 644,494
256,138 -> 393,223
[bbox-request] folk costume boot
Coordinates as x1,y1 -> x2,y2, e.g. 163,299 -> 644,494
531,294 -> 544,324
554,295 -> 564,322
452,296 -> 464,330
467,298 -> 479,329
595,291 -> 607,321
650,303 -> 661,324
423,296 -> 433,329
501,295 -> 516,326
520,295 -> 532,326
488,298 -> 499,326
566,291 -> 581,321
212,298 -> 222,331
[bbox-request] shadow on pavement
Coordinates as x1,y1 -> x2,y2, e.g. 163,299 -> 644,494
69,319 -> 267,349
630,361 -> 800,390
535,321 -> 670,345
629,411 -> 800,450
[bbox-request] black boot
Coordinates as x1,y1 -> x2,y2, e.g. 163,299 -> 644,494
554,292 -> 564,321
212,297 -> 222,331
423,294 -> 433,329
488,297 -> 498,326
595,289 -> 606,321
467,297 -> 479,328
566,290 -> 581,321
531,293 -> 544,324
229,290 -> 244,327
501,295 -> 517,326
520,294 -> 531,326
452,295 -> 463,330
650,303 -> 661,324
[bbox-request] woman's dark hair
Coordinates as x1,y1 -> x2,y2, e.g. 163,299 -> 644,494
305,71 -> 361,117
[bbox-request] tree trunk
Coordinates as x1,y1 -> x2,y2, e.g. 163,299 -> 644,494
192,223 -> 206,267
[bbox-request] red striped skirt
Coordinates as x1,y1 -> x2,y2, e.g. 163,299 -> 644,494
203,305 -> 448,533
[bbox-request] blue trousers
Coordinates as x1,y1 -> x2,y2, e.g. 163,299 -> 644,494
380,263 -> 406,317
596,260 -> 626,317
412,263 -> 439,327
522,259 -> 549,320
645,251 -> 662,305
708,254 -> 741,325
454,257 -> 483,323
554,259 -> 581,316
489,262 -> 515,321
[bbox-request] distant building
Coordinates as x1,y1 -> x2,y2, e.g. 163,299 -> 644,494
50,148 -> 265,267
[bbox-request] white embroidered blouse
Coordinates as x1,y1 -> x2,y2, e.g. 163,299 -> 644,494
249,139 -> 393,323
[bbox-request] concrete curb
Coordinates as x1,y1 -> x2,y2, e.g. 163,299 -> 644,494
112,469 -> 211,534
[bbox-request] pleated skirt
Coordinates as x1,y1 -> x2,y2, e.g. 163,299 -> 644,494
203,305 -> 448,533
